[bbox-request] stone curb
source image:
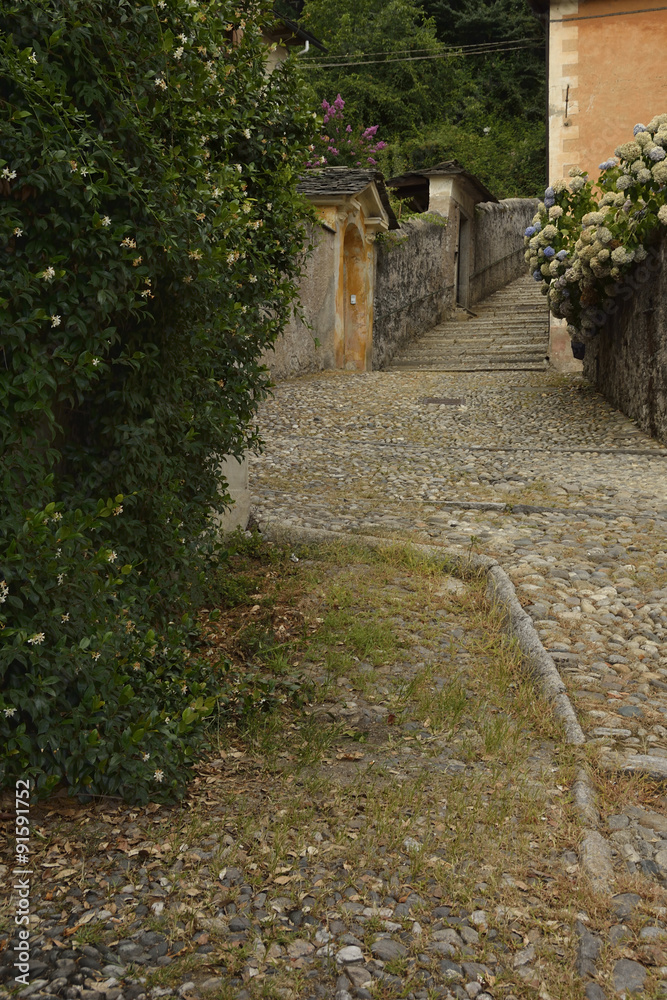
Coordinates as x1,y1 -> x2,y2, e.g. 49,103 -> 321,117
256,518 -> 586,746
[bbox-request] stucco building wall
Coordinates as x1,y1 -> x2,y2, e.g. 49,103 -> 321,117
372,213 -> 457,370
583,232 -> 667,444
548,0 -> 667,183
469,199 -> 539,305
263,223 -> 336,381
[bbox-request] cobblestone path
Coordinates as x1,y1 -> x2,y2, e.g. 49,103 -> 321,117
252,275 -> 667,967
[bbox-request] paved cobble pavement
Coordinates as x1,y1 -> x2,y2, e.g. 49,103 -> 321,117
251,367 -> 667,769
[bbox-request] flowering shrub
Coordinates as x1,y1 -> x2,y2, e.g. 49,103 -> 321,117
0,0 -> 316,800
0,497 -> 221,802
524,115 -> 667,338
305,94 -> 387,167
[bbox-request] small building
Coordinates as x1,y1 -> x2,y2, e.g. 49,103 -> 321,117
528,0 -> 667,183
268,168 -> 397,376
386,160 -> 497,309
261,10 -> 326,72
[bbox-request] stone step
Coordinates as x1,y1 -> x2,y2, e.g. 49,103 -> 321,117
389,272 -> 549,373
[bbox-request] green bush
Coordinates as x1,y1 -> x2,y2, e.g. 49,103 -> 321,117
0,0 -> 316,800
523,114 -> 667,337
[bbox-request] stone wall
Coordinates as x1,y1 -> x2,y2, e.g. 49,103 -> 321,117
583,231 -> 667,445
263,223 -> 336,381
372,212 -> 456,370
469,198 -> 539,306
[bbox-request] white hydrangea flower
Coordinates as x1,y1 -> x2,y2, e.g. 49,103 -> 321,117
615,141 -> 641,161
548,205 -> 563,219
658,204 -> 667,225
652,162 -> 667,183
569,176 -> 585,193
611,246 -> 635,264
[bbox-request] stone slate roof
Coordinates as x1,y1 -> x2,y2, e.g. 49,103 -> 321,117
297,168 -> 399,229
387,159 -> 497,204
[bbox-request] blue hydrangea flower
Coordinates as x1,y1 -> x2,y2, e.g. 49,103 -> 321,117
532,270 -> 542,282
598,158 -> 618,170
556,249 -> 569,260
524,226 -> 536,237
633,123 -> 647,135
543,246 -> 556,258
543,186 -> 556,207
649,147 -> 666,161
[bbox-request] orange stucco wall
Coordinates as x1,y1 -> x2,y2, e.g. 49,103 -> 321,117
554,0 -> 667,181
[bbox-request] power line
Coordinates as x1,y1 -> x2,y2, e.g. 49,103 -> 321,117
300,36 -> 542,61
552,3 -> 667,19
301,41 -> 541,69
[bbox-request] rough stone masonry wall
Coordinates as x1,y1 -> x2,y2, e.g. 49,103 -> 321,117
469,199 -> 539,306
372,212 -> 456,370
583,230 -> 667,445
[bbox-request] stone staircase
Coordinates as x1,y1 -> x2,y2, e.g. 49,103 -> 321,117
387,273 -> 549,372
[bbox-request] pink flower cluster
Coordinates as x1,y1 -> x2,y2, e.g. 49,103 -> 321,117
305,94 -> 387,169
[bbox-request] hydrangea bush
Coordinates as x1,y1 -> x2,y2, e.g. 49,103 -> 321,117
524,115 -> 667,340
305,93 -> 387,168
0,0 -> 316,800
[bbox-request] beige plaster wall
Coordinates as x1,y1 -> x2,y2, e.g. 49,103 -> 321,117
549,0 -> 667,183
262,221 -> 337,381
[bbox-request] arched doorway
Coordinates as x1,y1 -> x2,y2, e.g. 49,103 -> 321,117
343,225 -> 371,370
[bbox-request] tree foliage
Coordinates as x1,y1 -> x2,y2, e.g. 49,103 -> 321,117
297,0 -> 546,196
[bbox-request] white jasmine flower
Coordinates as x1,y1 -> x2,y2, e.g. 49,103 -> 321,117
50,314 -> 61,327
174,47 -> 184,60
29,51 -> 37,64
92,357 -> 101,366
41,266 -> 56,280
0,580 -> 8,603
57,573 -> 65,584
120,237 -> 137,248
179,33 -> 188,43
2,167 -> 17,180
108,550 -> 117,562
248,275 -> 257,283
101,216 -> 111,226
154,769 -> 165,782
13,227 -> 23,236
28,633 -> 45,645
188,249 -> 202,259
4,707 -> 16,717
91,651 -> 101,660
235,164 -> 242,173
143,752 -> 151,761
155,77 -> 167,90
52,511 -> 62,521
61,613 -> 70,622
243,128 -> 251,139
